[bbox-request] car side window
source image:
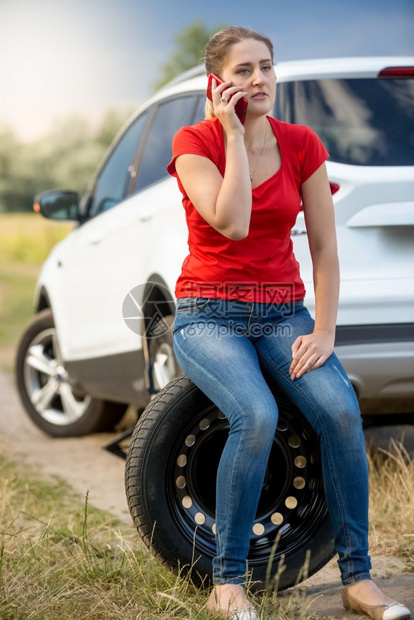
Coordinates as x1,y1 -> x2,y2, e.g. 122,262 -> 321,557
89,111 -> 150,217
133,95 -> 198,194
193,95 -> 207,123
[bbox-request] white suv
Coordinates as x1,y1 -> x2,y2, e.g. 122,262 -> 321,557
16,56 -> 414,437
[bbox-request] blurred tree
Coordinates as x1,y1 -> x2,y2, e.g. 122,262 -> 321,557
0,125 -> 44,214
0,108 -> 133,213
95,107 -> 135,147
43,113 -> 126,193
154,19 -> 228,90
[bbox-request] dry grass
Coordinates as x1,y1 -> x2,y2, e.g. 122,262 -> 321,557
368,442 -> 414,568
0,445 -> 413,619
0,453 -> 314,620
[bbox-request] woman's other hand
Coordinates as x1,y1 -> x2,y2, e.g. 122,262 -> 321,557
289,331 -> 335,380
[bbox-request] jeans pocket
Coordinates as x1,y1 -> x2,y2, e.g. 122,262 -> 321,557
175,297 -> 211,313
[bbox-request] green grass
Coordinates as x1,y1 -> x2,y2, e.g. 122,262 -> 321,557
0,213 -> 74,264
0,262 -> 40,342
1,445 -> 413,619
0,452 -> 313,620
0,213 -> 73,373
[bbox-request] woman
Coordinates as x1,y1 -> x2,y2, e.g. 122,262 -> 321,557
167,26 -> 411,620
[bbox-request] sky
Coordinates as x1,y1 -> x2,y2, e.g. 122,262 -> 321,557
1,0 -> 413,142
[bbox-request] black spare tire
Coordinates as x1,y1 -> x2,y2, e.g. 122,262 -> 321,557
125,373 -> 336,591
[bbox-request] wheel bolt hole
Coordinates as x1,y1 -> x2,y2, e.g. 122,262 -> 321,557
285,496 -> 298,509
293,476 -> 306,489
177,454 -> 187,467
252,523 -> 265,536
176,476 -> 186,489
294,456 -> 307,468
271,512 -> 283,525
288,436 -> 301,448
195,512 -> 206,525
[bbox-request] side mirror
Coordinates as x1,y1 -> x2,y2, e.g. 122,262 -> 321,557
33,190 -> 81,221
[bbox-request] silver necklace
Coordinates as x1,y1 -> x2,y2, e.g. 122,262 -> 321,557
250,121 -> 268,183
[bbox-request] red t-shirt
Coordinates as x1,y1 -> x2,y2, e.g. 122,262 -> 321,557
167,115 -> 329,303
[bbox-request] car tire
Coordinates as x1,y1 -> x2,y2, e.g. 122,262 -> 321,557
15,308 -> 127,437
125,373 -> 336,591
147,314 -> 183,392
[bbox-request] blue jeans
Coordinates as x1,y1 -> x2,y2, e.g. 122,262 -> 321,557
172,297 -> 371,586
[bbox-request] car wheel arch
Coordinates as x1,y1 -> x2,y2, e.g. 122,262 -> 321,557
139,275 -> 178,393
35,285 -> 52,314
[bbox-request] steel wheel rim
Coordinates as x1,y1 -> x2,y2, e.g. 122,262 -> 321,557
167,399 -> 328,564
23,327 -> 91,425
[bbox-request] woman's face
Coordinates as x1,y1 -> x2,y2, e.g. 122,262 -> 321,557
220,38 -> 277,117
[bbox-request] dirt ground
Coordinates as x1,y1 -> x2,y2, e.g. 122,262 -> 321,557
0,368 -> 413,618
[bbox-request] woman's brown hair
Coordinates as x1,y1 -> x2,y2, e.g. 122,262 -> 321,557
203,26 -> 274,120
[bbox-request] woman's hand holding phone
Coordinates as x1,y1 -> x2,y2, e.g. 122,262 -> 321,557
207,74 -> 248,131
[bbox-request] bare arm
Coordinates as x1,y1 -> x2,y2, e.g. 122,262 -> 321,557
289,162 -> 339,380
175,79 -> 252,240
302,161 -> 339,336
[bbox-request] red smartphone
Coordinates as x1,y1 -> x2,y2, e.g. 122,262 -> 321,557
207,73 -> 248,125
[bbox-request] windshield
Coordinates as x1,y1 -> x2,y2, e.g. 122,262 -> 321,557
275,77 -> 414,166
